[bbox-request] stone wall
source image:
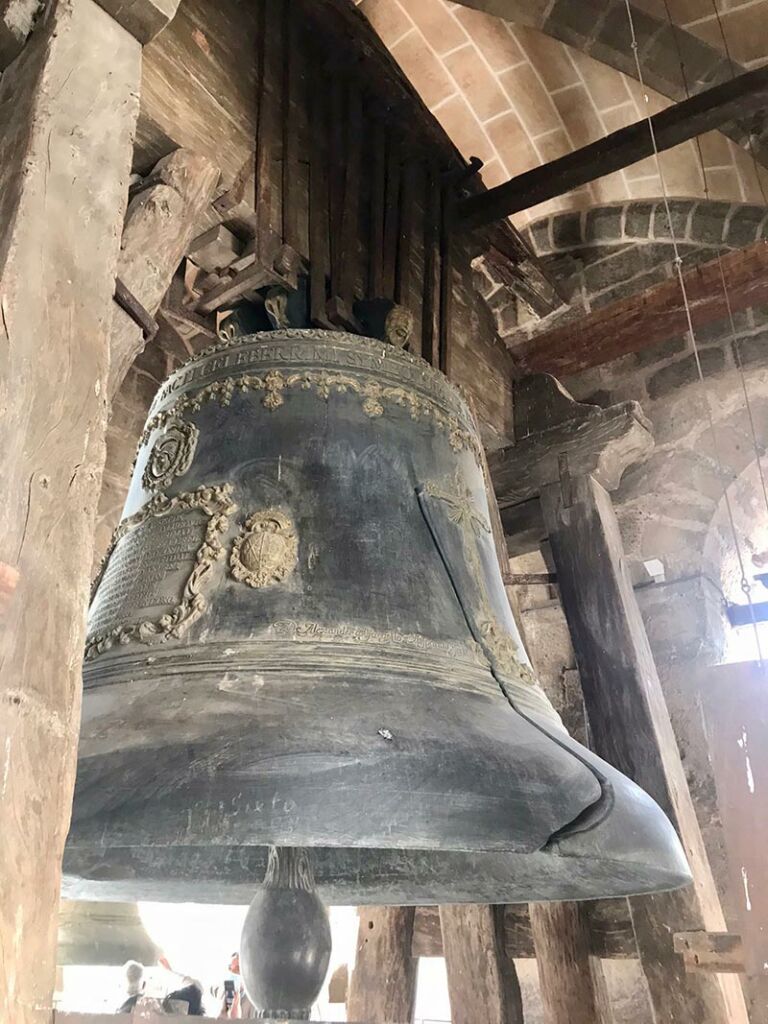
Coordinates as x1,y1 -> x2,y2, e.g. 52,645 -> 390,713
507,197 -> 768,934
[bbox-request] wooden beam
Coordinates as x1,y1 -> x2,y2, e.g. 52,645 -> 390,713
108,149 -> 220,398
529,903 -> 614,1024
412,902 -> 638,959
439,905 -> 523,1024
346,907 -> 417,1024
540,470 -> 748,1024
421,160 -> 441,366
674,932 -> 746,973
483,223 -> 566,318
0,2 -> 141,1022
513,239 -> 768,378
457,65 -> 768,228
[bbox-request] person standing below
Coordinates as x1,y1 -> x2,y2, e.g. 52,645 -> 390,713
217,951 -> 254,1018
117,960 -> 144,1014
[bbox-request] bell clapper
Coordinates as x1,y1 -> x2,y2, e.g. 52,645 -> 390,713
240,846 -> 332,1021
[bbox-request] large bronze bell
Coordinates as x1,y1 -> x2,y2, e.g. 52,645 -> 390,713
64,330 -> 689,908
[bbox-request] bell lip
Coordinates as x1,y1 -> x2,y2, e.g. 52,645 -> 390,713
61,843 -> 692,907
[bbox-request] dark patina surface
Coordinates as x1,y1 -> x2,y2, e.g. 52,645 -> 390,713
64,330 -> 689,904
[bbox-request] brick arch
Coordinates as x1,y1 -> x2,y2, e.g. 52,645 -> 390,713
498,198 -> 768,590
524,198 -> 768,258
451,0 -> 766,163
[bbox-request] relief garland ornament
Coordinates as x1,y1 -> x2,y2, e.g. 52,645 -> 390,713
422,468 -> 491,537
141,417 -> 199,491
139,368 -> 481,461
230,509 -> 298,589
85,484 -> 237,661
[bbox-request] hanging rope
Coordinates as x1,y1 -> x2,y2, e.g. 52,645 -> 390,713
622,0 -> 764,662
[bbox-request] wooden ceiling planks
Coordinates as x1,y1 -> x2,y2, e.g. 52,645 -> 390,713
135,0 -> 259,186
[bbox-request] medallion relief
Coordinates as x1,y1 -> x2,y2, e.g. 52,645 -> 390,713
142,417 -> 199,492
230,509 -> 298,589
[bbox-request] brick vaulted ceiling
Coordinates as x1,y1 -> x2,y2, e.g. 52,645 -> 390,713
356,0 -> 768,226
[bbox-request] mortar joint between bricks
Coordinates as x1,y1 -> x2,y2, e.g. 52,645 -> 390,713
684,204 -> 695,241
721,204 -> 737,245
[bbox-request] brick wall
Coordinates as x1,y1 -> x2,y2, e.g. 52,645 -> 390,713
357,0 -> 768,224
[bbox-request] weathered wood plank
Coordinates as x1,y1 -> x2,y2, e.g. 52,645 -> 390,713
382,132 -> 401,302
529,902 -> 614,1024
482,223 -> 566,318
440,904 -> 523,1024
330,79 -> 362,324
0,2 -> 140,1021
513,239 -> 768,379
109,149 -> 219,398
368,118 -> 387,298
540,473 -> 748,1024
282,0 -> 302,255
256,0 -> 284,264
421,161 -> 441,366
412,902 -> 638,959
136,0 -> 258,185
395,159 -> 417,307
346,907 -> 417,1024
674,931 -> 745,973
308,55 -> 331,328
458,65 -> 768,227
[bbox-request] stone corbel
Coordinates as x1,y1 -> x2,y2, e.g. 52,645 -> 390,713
488,373 -> 654,510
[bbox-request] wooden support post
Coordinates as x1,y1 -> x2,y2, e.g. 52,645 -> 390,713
108,149 -> 219,398
0,2 -> 141,1021
439,904 -> 523,1024
346,907 -> 417,1024
529,903 -> 613,1024
541,474 -> 747,1023
492,375 -> 748,1024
